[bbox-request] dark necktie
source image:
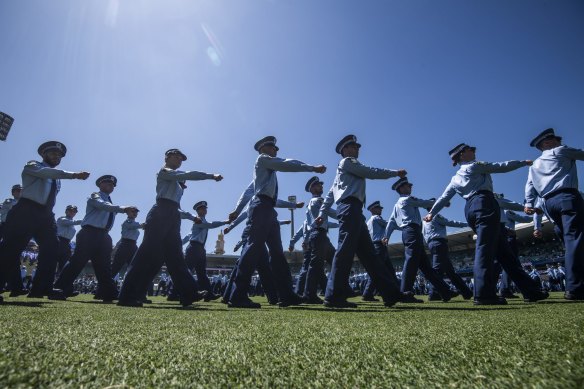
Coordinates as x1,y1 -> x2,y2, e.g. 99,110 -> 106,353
46,179 -> 58,210
274,177 -> 279,202
105,196 -> 115,231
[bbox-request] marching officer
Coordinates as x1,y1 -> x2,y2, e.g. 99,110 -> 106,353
111,207 -> 143,279
184,201 -> 229,300
226,136 -> 326,308
424,143 -> 541,305
54,175 -> 137,301
0,184 -> 22,240
384,178 -> 454,302
55,205 -> 82,273
0,141 -> 89,300
525,128 -> 584,300
316,134 -> 405,308
118,149 -> 223,307
422,204 -> 473,300
362,201 -> 401,301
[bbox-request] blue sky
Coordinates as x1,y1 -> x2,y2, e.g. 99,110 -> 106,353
1,0 -> 583,251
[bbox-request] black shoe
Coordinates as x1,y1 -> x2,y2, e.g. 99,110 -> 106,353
399,292 -> 424,303
524,291 -> 549,303
180,291 -> 207,307
117,299 -> 143,307
220,297 -> 229,304
9,289 -> 30,297
500,292 -> 519,299
303,296 -> 324,305
564,291 -> 584,301
142,298 -> 153,304
204,293 -> 221,302
47,290 -> 67,301
461,293 -> 473,300
278,294 -> 304,308
228,300 -> 261,309
473,297 -> 508,306
0,295 -> 3,303
441,291 -> 458,303
427,294 -> 442,301
362,296 -> 380,302
167,295 -> 180,301
323,299 -> 357,309
65,291 -> 80,298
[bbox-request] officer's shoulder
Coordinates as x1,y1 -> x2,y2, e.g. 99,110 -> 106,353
90,192 -> 101,199
340,157 -> 358,166
25,160 -> 41,167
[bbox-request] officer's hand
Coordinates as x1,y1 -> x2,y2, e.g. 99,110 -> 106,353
193,217 -> 202,224
524,160 -> 533,166
288,246 -> 294,252
302,242 -> 308,250
423,213 -> 433,222
213,174 -> 223,182
224,226 -> 231,234
382,238 -> 389,246
315,216 -> 324,225
281,220 -> 291,225
533,229 -> 543,239
313,165 -> 327,174
228,211 -> 238,222
74,172 -> 90,180
295,202 -> 305,208
140,223 -> 146,228
534,208 -> 543,215
524,207 -> 535,215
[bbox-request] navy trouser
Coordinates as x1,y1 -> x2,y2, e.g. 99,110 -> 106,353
185,241 -> 212,293
111,238 -> 138,278
325,197 -> 400,304
465,191 -> 501,300
229,196 -> 295,304
544,189 -> 584,295
494,232 -> 517,294
119,199 -> 198,303
400,225 -> 451,297
304,228 -> 335,299
56,237 -> 72,274
0,199 -> 59,295
55,226 -> 118,298
363,241 -> 400,298
295,245 -> 311,295
427,238 -> 473,298
223,242 -> 279,303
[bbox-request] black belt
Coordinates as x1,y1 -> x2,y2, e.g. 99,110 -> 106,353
428,237 -> 448,244
543,188 -> 579,201
257,195 -> 276,205
189,240 -> 205,246
58,236 -> 71,243
18,197 -> 51,210
82,225 -> 108,232
372,240 -> 383,244
339,196 -> 363,207
121,238 -> 137,243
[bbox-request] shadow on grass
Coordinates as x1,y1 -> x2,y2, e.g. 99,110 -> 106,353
0,300 -> 48,307
280,304 -> 527,313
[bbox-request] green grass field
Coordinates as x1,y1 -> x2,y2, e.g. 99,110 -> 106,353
1,292 -> 583,388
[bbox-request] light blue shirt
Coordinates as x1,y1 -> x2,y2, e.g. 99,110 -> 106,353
81,191 -> 125,230
156,167 -> 215,204
504,211 -> 532,231
228,198 -> 297,230
0,198 -> 17,222
20,160 -> 76,206
430,160 -> 529,216
56,216 -> 82,240
525,145 -> 584,207
306,196 -> 337,229
384,196 -> 434,239
189,216 -> 228,246
121,218 -> 141,241
290,221 -> 307,247
367,215 -> 388,242
422,214 -> 468,243
233,155 -> 316,214
496,196 -> 524,224
319,157 -> 400,217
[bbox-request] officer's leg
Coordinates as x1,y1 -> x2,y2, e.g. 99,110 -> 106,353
295,248 -> 311,295
304,230 -> 325,299
30,214 -> 60,295
325,201 -> 361,302
56,238 -> 72,274
162,228 -> 198,303
0,204 -> 35,291
435,242 -> 472,298
427,240 -> 442,299
265,214 -> 296,301
355,220 -> 400,303
417,241 -> 451,298
256,247 -> 278,303
55,228 -> 93,294
192,244 -> 212,293
111,241 -> 130,279
362,277 -> 376,299
91,233 -> 118,299
549,192 -> 584,295
223,261 -> 238,301
229,199 -> 269,304
496,229 -> 541,297
400,227 -> 421,293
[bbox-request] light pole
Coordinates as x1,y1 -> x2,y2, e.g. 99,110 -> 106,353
288,195 -> 296,239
